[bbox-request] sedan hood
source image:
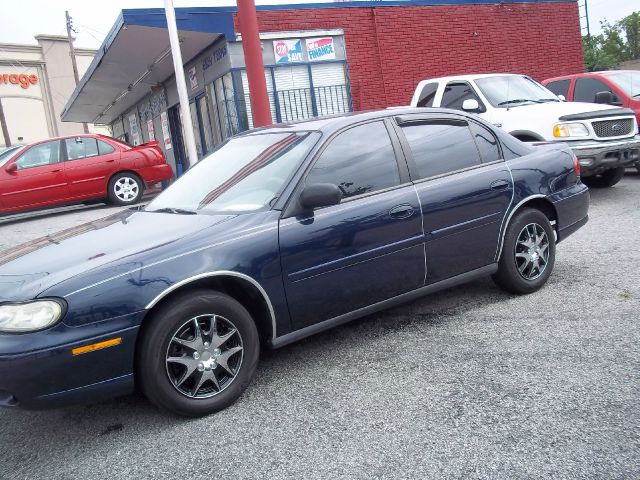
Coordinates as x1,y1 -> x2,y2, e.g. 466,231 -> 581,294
0,209 -> 234,301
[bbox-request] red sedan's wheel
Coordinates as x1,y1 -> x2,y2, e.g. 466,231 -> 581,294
108,172 -> 144,206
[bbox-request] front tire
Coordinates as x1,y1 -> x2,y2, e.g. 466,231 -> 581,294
582,166 -> 625,188
108,172 -> 144,205
492,208 -> 556,295
137,290 -> 260,417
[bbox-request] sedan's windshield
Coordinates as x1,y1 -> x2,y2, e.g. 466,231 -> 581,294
475,75 -> 560,107
602,71 -> 640,98
0,145 -> 23,167
146,131 -> 320,214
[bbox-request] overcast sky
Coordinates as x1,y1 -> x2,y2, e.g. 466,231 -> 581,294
0,0 -> 636,49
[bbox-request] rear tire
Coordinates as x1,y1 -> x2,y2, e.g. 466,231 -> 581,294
107,172 -> 144,205
582,166 -> 625,188
137,290 -> 260,417
492,208 -> 556,295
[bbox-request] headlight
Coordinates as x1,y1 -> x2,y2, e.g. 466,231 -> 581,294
553,122 -> 589,138
0,300 -> 64,333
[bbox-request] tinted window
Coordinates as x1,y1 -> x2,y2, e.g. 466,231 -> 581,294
470,122 -> 501,162
401,121 -> 481,179
441,82 -> 480,110
574,78 -> 614,103
416,83 -> 438,107
306,121 -> 400,199
546,79 -> 570,98
65,137 -> 99,161
98,140 -> 116,155
16,141 -> 61,169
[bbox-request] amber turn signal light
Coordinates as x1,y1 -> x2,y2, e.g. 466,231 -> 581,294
72,337 -> 122,356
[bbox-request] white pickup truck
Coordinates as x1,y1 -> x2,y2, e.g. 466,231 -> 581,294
410,73 -> 640,188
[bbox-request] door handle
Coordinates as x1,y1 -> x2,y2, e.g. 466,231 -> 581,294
490,179 -> 510,191
106,159 -> 115,163
389,204 -> 414,220
50,169 -> 62,173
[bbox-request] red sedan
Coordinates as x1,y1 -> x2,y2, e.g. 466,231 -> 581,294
0,134 -> 173,214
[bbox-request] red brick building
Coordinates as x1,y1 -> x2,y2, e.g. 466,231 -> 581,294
244,1 -> 583,110
64,0 -> 584,174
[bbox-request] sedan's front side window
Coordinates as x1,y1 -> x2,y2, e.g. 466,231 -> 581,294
305,121 -> 400,199
15,141 -> 61,170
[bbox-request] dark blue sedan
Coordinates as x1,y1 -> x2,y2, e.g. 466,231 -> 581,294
0,109 -> 589,416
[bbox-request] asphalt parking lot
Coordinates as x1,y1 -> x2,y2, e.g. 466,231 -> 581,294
0,177 -> 639,480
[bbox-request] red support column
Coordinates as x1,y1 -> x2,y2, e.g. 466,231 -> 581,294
237,0 -> 272,127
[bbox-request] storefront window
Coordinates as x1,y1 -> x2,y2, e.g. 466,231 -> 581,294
198,96 -> 215,154
189,101 -> 203,158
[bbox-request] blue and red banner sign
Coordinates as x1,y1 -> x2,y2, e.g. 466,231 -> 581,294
274,39 -> 304,63
306,37 -> 336,62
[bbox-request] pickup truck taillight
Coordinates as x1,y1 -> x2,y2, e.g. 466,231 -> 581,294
572,153 -> 580,177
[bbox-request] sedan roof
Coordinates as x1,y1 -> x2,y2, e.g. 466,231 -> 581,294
241,107 -> 468,136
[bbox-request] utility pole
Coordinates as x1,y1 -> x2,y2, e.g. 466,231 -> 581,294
0,98 -> 10,147
164,0 -> 199,168
584,0 -> 590,39
237,0 -> 272,127
65,10 -> 89,134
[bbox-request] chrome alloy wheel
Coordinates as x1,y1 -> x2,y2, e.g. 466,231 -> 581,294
514,223 -> 550,280
113,177 -> 139,202
165,315 -> 243,399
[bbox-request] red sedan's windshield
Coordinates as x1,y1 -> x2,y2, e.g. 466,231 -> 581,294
146,131 -> 320,214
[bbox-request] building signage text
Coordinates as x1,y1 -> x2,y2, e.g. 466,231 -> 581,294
306,37 -> 336,62
202,45 -> 227,71
0,73 -> 39,89
274,39 -> 304,63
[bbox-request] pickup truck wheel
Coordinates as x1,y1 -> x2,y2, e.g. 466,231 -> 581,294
492,208 -> 556,295
582,166 -> 625,188
137,290 -> 260,417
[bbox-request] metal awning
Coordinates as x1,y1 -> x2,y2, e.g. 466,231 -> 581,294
61,7 -> 236,125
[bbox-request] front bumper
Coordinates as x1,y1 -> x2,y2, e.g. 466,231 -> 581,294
0,311 -> 143,409
564,135 -> 640,176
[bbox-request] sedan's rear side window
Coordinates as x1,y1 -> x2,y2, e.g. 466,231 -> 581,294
469,122 -> 501,163
98,140 -> 116,155
306,121 -> 401,199
65,138 -> 99,161
401,120 -> 481,179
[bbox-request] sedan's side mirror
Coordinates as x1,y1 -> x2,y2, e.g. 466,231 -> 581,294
557,94 -> 566,101
594,91 -> 621,106
5,162 -> 17,174
299,183 -> 342,210
462,99 -> 480,112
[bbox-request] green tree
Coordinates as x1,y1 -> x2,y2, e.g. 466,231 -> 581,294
619,12 -> 640,60
583,11 -> 640,71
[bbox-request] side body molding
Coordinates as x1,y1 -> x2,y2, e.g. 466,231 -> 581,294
144,271 -> 278,339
